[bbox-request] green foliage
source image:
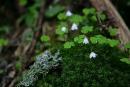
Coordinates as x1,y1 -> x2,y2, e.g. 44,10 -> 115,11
19,0 -> 27,6
45,5 -> 65,18
108,26 -> 118,36
107,39 -> 120,47
57,12 -> 67,20
83,8 -> 96,16
56,23 -> 68,36
81,26 -> 93,34
0,26 -> 10,35
15,61 -> 22,71
74,35 -> 85,44
0,38 -> 8,47
35,45 -> 130,87
64,41 -> 75,49
90,35 -> 119,47
90,35 -> 108,44
124,42 -> 130,49
40,35 -> 50,42
69,15 -> 84,24
120,58 -> 130,64
97,12 -> 107,21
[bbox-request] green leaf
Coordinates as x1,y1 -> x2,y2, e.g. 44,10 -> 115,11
90,37 -> 98,44
97,12 -> 107,21
124,42 -> 130,49
19,0 -> 27,6
107,39 -> 119,47
90,35 -> 107,44
0,38 -> 8,47
57,12 -> 67,20
120,58 -> 130,64
83,8 -> 96,16
74,35 -> 85,44
45,5 -> 65,18
69,15 -> 84,24
64,41 -> 75,49
108,27 -> 118,36
40,35 -> 50,42
15,61 -> 22,71
82,8 -> 90,16
91,15 -> 97,22
56,23 -> 68,36
81,26 -> 93,34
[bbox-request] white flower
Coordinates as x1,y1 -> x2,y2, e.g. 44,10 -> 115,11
66,10 -> 72,16
83,37 -> 89,44
61,27 -> 67,32
89,52 -> 97,59
71,23 -> 78,31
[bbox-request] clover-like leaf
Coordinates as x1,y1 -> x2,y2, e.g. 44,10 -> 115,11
74,35 -> 85,44
120,58 -> 130,64
0,38 -> 8,47
124,42 -> 130,49
107,39 -> 119,47
69,15 -> 84,24
81,26 -> 93,34
90,37 -> 97,44
83,8 -> 96,16
108,26 -> 118,36
56,22 -> 68,36
45,5 -> 65,18
40,35 -> 50,42
57,12 -> 67,20
64,41 -> 75,49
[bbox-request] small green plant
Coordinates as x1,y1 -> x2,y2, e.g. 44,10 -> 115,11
107,39 -> 120,47
124,42 -> 130,49
56,22 -> 68,36
108,26 -> 118,36
69,14 -> 84,24
120,58 -> 130,64
90,35 -> 119,47
45,5 -> 65,18
19,0 -> 27,6
40,35 -> 50,42
0,38 -> 8,47
15,61 -> 22,71
83,8 -> 96,16
57,12 -> 67,20
81,25 -> 93,34
74,35 -> 85,44
64,41 -> 75,49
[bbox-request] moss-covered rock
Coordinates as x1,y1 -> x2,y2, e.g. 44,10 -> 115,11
35,44 -> 130,87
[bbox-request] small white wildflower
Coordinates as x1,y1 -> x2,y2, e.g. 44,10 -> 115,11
61,27 -> 67,32
83,37 -> 89,44
71,23 -> 78,31
66,10 -> 72,16
89,52 -> 97,59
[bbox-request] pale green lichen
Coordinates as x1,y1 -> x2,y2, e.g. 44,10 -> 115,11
18,50 -> 62,87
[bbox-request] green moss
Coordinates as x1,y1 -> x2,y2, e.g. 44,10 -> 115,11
35,44 -> 130,87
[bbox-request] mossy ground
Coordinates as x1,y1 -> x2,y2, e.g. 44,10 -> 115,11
34,44 -> 130,87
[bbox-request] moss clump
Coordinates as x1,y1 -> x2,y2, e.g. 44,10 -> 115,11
35,44 -> 130,87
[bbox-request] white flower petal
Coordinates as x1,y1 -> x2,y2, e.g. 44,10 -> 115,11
61,27 -> 67,32
66,10 -> 72,16
71,23 -> 78,31
89,52 -> 97,59
83,37 -> 89,44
